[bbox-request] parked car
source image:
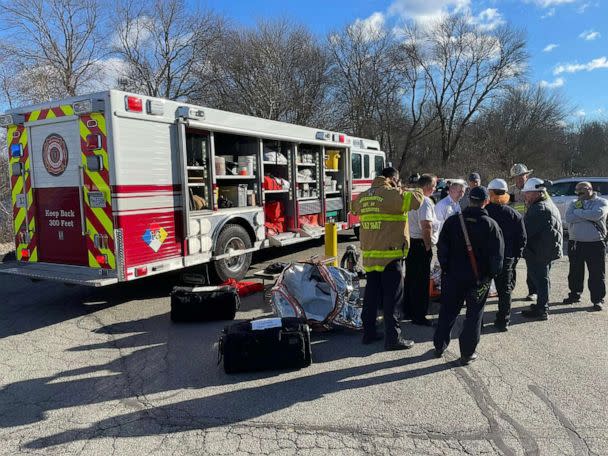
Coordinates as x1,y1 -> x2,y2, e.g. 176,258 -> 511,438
547,177 -> 608,230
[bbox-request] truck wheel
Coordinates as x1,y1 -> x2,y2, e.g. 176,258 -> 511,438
211,224 -> 252,282
353,226 -> 360,240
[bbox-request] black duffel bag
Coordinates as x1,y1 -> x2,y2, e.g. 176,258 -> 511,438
170,286 -> 240,322
219,317 -> 312,374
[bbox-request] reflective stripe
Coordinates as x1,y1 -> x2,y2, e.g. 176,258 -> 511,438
364,265 -> 386,272
360,213 -> 408,222
402,192 -> 413,213
362,249 -> 406,259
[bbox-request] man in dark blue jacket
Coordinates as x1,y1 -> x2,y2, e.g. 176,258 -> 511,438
485,178 -> 527,331
433,187 -> 504,365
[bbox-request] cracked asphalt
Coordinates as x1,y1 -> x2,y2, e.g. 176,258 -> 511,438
0,234 -> 607,455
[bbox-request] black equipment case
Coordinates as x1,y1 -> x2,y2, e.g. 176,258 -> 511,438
170,286 -> 240,322
219,317 -> 312,374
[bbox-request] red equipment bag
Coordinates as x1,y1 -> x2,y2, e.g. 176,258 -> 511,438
264,200 -> 284,221
263,175 -> 282,191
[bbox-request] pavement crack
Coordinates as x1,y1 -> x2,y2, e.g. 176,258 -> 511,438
529,384 -> 594,456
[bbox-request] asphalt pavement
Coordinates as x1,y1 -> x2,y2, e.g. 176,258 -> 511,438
0,234 -> 607,455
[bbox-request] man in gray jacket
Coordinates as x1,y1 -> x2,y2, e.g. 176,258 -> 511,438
563,181 -> 608,310
520,178 -> 563,320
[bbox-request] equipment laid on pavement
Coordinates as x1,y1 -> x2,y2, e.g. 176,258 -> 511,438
170,285 -> 239,322
270,262 -> 362,331
218,317 -> 312,374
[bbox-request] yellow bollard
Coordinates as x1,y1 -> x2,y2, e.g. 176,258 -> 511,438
325,222 -> 338,266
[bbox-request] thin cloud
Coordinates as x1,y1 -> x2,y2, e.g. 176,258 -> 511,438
531,0 -> 576,7
575,110 -> 586,117
350,12 -> 386,39
388,0 -> 470,25
471,8 -> 505,31
540,77 -> 564,88
541,8 -> 556,18
543,43 -> 559,52
577,2 -> 591,13
579,29 -> 601,40
554,57 -> 608,74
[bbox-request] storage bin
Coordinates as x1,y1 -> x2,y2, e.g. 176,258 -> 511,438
325,150 -> 340,170
215,156 -> 226,175
219,185 -> 247,207
238,156 -> 255,176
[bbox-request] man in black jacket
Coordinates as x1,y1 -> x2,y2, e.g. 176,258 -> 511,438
486,178 -> 527,331
433,187 -> 504,365
520,178 -> 563,320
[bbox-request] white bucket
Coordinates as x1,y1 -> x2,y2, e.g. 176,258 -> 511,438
238,156 -> 255,176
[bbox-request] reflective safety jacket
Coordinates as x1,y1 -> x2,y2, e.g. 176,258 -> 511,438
352,176 -> 424,272
509,185 -> 526,214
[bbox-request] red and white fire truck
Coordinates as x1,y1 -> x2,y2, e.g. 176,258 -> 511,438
1,90 -> 385,286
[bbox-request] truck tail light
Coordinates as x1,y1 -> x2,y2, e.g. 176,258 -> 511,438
20,248 -> 30,259
135,266 -> 147,277
96,254 -> 107,265
125,96 -> 143,112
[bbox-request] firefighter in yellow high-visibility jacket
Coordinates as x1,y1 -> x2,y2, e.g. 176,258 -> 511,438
352,167 -> 424,350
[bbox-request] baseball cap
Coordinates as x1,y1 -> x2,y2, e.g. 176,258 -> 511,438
469,186 -> 489,201
468,172 -> 481,182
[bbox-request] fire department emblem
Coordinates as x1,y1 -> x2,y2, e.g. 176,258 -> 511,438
142,224 -> 168,252
42,134 -> 69,176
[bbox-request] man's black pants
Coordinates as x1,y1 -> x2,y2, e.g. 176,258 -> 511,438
433,275 -> 490,357
512,258 -> 536,296
495,257 -> 516,324
567,240 -> 606,304
362,259 -> 403,347
405,239 -> 432,322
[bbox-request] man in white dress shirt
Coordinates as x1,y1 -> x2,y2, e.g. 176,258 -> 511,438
405,174 -> 439,326
435,180 -> 466,233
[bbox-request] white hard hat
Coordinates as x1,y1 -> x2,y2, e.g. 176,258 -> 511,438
488,178 -> 508,191
510,163 -> 533,178
449,178 -> 467,187
522,177 -> 546,192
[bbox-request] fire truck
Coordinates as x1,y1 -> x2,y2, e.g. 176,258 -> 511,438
0,90 -> 385,286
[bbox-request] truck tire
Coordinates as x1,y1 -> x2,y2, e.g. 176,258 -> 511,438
211,224 -> 253,282
353,225 -> 360,240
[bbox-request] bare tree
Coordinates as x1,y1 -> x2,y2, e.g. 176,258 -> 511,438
326,21 -> 402,149
113,0 -> 226,100
403,14 -> 528,164
198,19 -> 330,125
0,0 -> 105,103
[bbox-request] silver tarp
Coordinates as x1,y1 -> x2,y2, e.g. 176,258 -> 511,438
270,263 -> 363,330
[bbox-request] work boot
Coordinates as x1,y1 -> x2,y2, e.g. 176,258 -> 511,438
493,319 -> 508,332
385,338 -> 415,350
593,301 -> 604,311
521,307 -> 548,320
460,352 -> 478,366
562,295 -> 581,305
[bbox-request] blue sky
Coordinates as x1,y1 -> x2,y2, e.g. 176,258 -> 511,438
198,0 -> 607,121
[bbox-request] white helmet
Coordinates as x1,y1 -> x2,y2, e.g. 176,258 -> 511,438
522,177 -> 546,192
488,178 -> 508,192
510,163 -> 533,178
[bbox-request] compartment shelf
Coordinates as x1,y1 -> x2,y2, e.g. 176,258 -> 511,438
263,161 -> 288,166
298,196 -> 319,201
324,191 -> 341,195
325,169 -> 339,173
216,175 -> 257,180
296,162 -> 316,167
264,189 -> 289,193
297,180 -> 317,184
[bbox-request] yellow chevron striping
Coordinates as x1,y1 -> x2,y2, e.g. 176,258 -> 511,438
30,247 -> 38,262
88,251 -> 101,269
11,177 -> 23,202
84,169 -> 111,204
91,206 -> 114,238
13,209 -> 25,234
61,105 -> 74,116
91,112 -> 107,135
28,110 -> 40,122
